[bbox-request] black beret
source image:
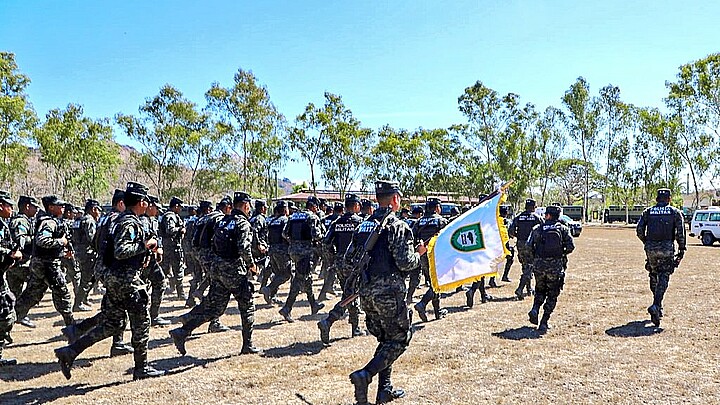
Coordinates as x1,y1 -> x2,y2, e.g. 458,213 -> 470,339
18,195 -> 38,207
233,191 -> 251,204
169,196 -> 183,207
0,190 -> 13,206
306,196 -> 320,206
375,180 -> 402,197
42,195 -> 68,207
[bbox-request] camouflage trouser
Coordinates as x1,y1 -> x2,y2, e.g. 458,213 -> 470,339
61,255 -> 81,294
141,260 -> 166,319
419,254 -> 431,285
516,243 -> 534,292
180,267 -> 254,333
266,249 -> 292,297
161,244 -> 185,293
417,253 -> 440,309
0,289 -> 16,359
6,264 -> 30,300
319,249 -> 337,297
532,258 -> 566,317
282,244 -> 318,312
358,274 -> 412,376
186,249 -> 203,299
325,264 -> 360,325
74,252 -> 98,307
70,273 -> 150,368
645,249 -> 675,308
15,258 -> 74,326
406,264 -> 421,302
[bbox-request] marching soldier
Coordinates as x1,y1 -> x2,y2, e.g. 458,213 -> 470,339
412,198 -> 449,322
261,201 -> 292,305
318,202 -> 343,301
160,196 -> 186,300
71,199 -> 102,312
509,199 -> 543,300
0,191 -> 23,366
8,195 -> 38,328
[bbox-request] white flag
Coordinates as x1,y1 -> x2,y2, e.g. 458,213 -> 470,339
428,190 -> 510,292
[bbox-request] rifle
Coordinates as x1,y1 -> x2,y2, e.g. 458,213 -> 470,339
338,207 -> 394,307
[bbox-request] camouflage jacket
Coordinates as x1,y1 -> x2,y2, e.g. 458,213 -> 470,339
10,212 -> 34,264
74,213 -> 98,256
110,210 -> 150,275
636,202 -> 686,252
161,210 -> 184,247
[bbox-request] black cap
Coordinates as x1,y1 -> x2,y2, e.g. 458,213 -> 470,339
425,197 -> 441,210
400,208 -> 410,215
275,200 -> 288,208
546,205 -> 561,218
525,198 -> 536,208
255,200 -> 267,209
375,180 -> 402,197
64,203 -> 74,211
656,188 -> 671,201
84,199 -> 100,212
361,199 -> 373,208
411,206 -> 424,214
42,195 -> 68,208
334,202 -> 344,210
169,196 -> 183,207
306,196 -> 320,207
199,200 -> 212,210
218,195 -> 232,207
233,191 -> 251,204
148,195 -> 160,206
499,206 -> 509,216
0,190 -> 13,206
345,193 -> 361,204
18,195 -> 38,207
112,189 -> 125,205
287,201 -> 296,208
125,182 -> 149,201
319,198 -> 327,207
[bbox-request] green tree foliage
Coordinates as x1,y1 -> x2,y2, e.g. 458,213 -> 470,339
205,68 -> 287,196
0,52 -> 36,187
536,107 -> 567,204
34,104 -> 120,199
597,84 -> 633,204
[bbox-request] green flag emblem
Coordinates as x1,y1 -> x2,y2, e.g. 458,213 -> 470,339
450,223 -> 485,252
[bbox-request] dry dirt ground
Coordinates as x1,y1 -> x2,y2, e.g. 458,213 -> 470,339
1,227 -> 718,404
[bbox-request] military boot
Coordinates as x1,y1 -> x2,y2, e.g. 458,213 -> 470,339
176,284 -> 187,301
0,343 -> 17,367
260,286 -> 273,305
648,305 -> 661,327
54,346 -> 78,380
61,324 -> 80,345
240,328 -> 262,355
465,288 -> 475,308
279,307 -> 294,323
310,301 -> 325,315
169,328 -> 189,356
488,277 -> 498,288
351,320 -> 365,337
480,291 -> 492,304
501,262 -> 512,282
414,301 -> 428,323
208,318 -> 230,333
376,367 -> 405,404
538,313 -> 551,334
434,307 -> 448,320
151,317 -> 171,327
17,316 -> 35,328
318,319 -> 332,346
349,369 -> 372,405
110,341 -> 134,357
133,356 -> 166,380
528,308 -> 539,325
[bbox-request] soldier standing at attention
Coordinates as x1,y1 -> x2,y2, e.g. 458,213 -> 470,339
348,181 -> 424,405
278,196 -> 325,322
71,199 -> 102,312
412,198 -> 449,322
15,195 -> 75,328
8,196 -> 38,327
317,194 -> 364,345
161,196 -> 186,300
526,205 -> 574,334
0,191 -> 23,366
169,192 -> 261,356
261,201 -> 292,305
509,199 -> 543,300
635,188 -> 686,327
55,182 -> 166,380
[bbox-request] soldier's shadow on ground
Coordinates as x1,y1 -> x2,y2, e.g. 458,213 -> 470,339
0,381 -> 124,405
261,340 -> 325,358
605,320 -> 662,337
9,333 -> 65,349
147,353 -> 232,377
491,326 -> 542,341
0,355 -> 102,382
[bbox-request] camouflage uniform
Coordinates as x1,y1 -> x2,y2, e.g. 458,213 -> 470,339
15,211 -> 75,327
7,212 -> 34,300
278,205 -> 325,321
317,211 -> 363,343
160,207 -> 185,298
56,203 -> 164,380
526,215 -> 574,332
192,209 -> 225,297
170,203 -> 260,355
250,208 -> 269,288
262,212 -> 291,303
61,216 -> 81,296
140,214 -> 166,322
509,208 -> 543,299
636,199 -> 685,326
349,205 -> 420,404
318,212 -> 340,300
411,209 -> 448,320
0,216 -> 18,365
183,213 -> 201,305
72,212 -> 98,309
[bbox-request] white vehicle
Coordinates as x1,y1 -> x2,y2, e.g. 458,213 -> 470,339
689,207 -> 720,246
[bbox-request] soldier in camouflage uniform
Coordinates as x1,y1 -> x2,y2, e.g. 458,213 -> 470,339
8,196 -> 38,328
250,200 -> 270,290
349,181 -> 424,405
186,200 -> 212,306
183,204 -> 202,308
317,194 -> 364,345
55,182 -> 166,380
0,191 -> 23,366
60,203 -> 82,303
141,196 -> 170,327
160,196 -> 186,299
526,205 -> 574,334
509,199 -> 543,300
15,195 -> 75,328
318,202 -> 343,301
261,201 -> 292,305
71,199 -> 102,312
360,199 -> 374,219
412,198 -> 449,322
499,205 -> 515,282
278,196 -> 325,322
170,192 -> 261,355
636,188 -> 686,327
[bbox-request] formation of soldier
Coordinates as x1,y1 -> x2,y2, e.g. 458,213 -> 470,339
0,183 -> 687,404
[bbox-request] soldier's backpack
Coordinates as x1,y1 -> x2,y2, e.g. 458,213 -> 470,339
213,216 -> 238,259
158,214 -> 170,238
536,224 -> 564,258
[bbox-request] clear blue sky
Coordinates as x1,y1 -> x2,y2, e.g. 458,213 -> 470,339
2,0 -> 718,185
